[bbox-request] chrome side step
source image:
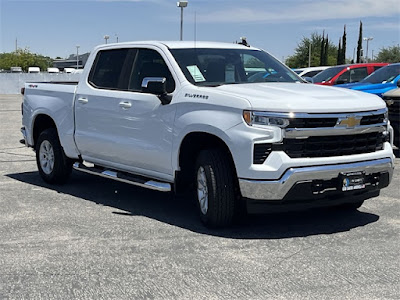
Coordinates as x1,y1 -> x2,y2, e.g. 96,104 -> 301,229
73,162 -> 171,192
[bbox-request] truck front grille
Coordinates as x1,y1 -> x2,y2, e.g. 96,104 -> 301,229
252,110 -> 388,164
360,114 -> 385,125
282,132 -> 385,158
286,113 -> 385,128
288,118 -> 337,128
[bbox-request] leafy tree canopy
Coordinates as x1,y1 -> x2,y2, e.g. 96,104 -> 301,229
0,48 -> 53,72
373,45 -> 400,63
286,32 -> 338,68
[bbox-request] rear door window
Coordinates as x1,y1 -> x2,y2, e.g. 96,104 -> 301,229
89,48 -> 136,90
350,67 -> 368,82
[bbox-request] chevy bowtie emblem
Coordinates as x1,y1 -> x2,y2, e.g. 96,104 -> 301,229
338,116 -> 361,128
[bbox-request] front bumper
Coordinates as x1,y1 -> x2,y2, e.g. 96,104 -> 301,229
239,158 -> 393,201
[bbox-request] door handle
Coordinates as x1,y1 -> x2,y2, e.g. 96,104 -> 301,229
119,101 -> 132,109
77,97 -> 89,104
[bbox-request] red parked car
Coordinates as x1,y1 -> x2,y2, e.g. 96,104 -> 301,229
312,63 -> 389,86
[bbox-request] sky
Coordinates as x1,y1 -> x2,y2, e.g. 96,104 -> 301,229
0,0 -> 399,61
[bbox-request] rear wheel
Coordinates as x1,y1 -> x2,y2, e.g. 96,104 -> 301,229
36,128 -> 72,184
195,149 -> 236,228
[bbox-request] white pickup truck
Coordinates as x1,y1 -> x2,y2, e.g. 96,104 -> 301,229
21,41 -> 394,227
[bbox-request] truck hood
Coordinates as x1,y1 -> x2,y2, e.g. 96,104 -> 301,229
212,83 -> 385,113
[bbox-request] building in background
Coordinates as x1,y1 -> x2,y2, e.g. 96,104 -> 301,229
53,52 -> 90,71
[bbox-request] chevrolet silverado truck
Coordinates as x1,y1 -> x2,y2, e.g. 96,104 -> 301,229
21,41 -> 395,227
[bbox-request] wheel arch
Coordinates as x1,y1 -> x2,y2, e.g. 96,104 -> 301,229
32,114 -> 58,148
176,131 -> 238,189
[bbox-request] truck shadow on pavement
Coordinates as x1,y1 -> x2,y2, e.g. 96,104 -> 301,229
7,170 -> 380,239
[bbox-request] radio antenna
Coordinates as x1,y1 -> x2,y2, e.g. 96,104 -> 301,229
194,11 -> 197,47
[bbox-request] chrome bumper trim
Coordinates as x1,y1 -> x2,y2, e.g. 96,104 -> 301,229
284,124 -> 386,138
239,158 -> 393,200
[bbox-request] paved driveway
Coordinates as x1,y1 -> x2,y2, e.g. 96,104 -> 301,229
1,95 -> 399,299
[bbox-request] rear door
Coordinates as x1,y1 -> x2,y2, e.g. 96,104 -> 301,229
335,67 -> 368,84
74,48 -> 135,163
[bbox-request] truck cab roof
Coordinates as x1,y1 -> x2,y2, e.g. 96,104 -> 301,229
94,41 -> 259,51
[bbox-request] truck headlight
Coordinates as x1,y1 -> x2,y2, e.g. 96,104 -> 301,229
243,110 -> 290,128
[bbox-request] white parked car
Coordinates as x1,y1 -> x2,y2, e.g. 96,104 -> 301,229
47,67 -> 60,73
28,67 -> 40,73
63,68 -> 76,73
294,66 -> 330,78
10,66 -> 23,73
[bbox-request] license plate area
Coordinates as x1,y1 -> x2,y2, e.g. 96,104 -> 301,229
339,171 -> 366,192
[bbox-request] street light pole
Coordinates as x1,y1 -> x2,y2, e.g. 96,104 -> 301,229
76,45 -> 80,69
177,1 -> 188,41
104,35 -> 110,44
363,37 -> 373,62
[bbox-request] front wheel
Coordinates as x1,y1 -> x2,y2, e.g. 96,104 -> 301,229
195,149 -> 236,228
36,128 -> 72,184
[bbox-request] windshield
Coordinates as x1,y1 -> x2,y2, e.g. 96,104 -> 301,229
361,64 -> 400,84
170,48 -> 301,86
312,65 -> 345,83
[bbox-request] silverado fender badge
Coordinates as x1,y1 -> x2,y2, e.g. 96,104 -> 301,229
184,93 -> 209,100
337,115 -> 362,128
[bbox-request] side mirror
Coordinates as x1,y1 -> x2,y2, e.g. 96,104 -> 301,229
141,77 -> 172,105
303,76 -> 314,83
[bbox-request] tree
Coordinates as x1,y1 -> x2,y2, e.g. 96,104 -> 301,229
286,32 -> 338,68
356,21 -> 363,63
0,48 -> 53,72
324,35 -> 329,65
341,25 -> 347,64
337,39 -> 342,65
374,45 -> 400,63
337,26 -> 347,65
320,34 -> 330,66
320,31 -> 325,66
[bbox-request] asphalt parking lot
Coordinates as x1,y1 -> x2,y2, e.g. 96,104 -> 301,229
1,94 -> 399,299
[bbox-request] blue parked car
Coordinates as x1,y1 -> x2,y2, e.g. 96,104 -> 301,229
336,63 -> 400,98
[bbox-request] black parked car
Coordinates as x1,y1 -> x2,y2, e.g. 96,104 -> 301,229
383,81 -> 400,147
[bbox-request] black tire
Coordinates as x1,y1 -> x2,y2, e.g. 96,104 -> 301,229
35,128 -> 72,184
195,149 -> 236,228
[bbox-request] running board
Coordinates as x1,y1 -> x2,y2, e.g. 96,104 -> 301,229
73,162 -> 171,192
